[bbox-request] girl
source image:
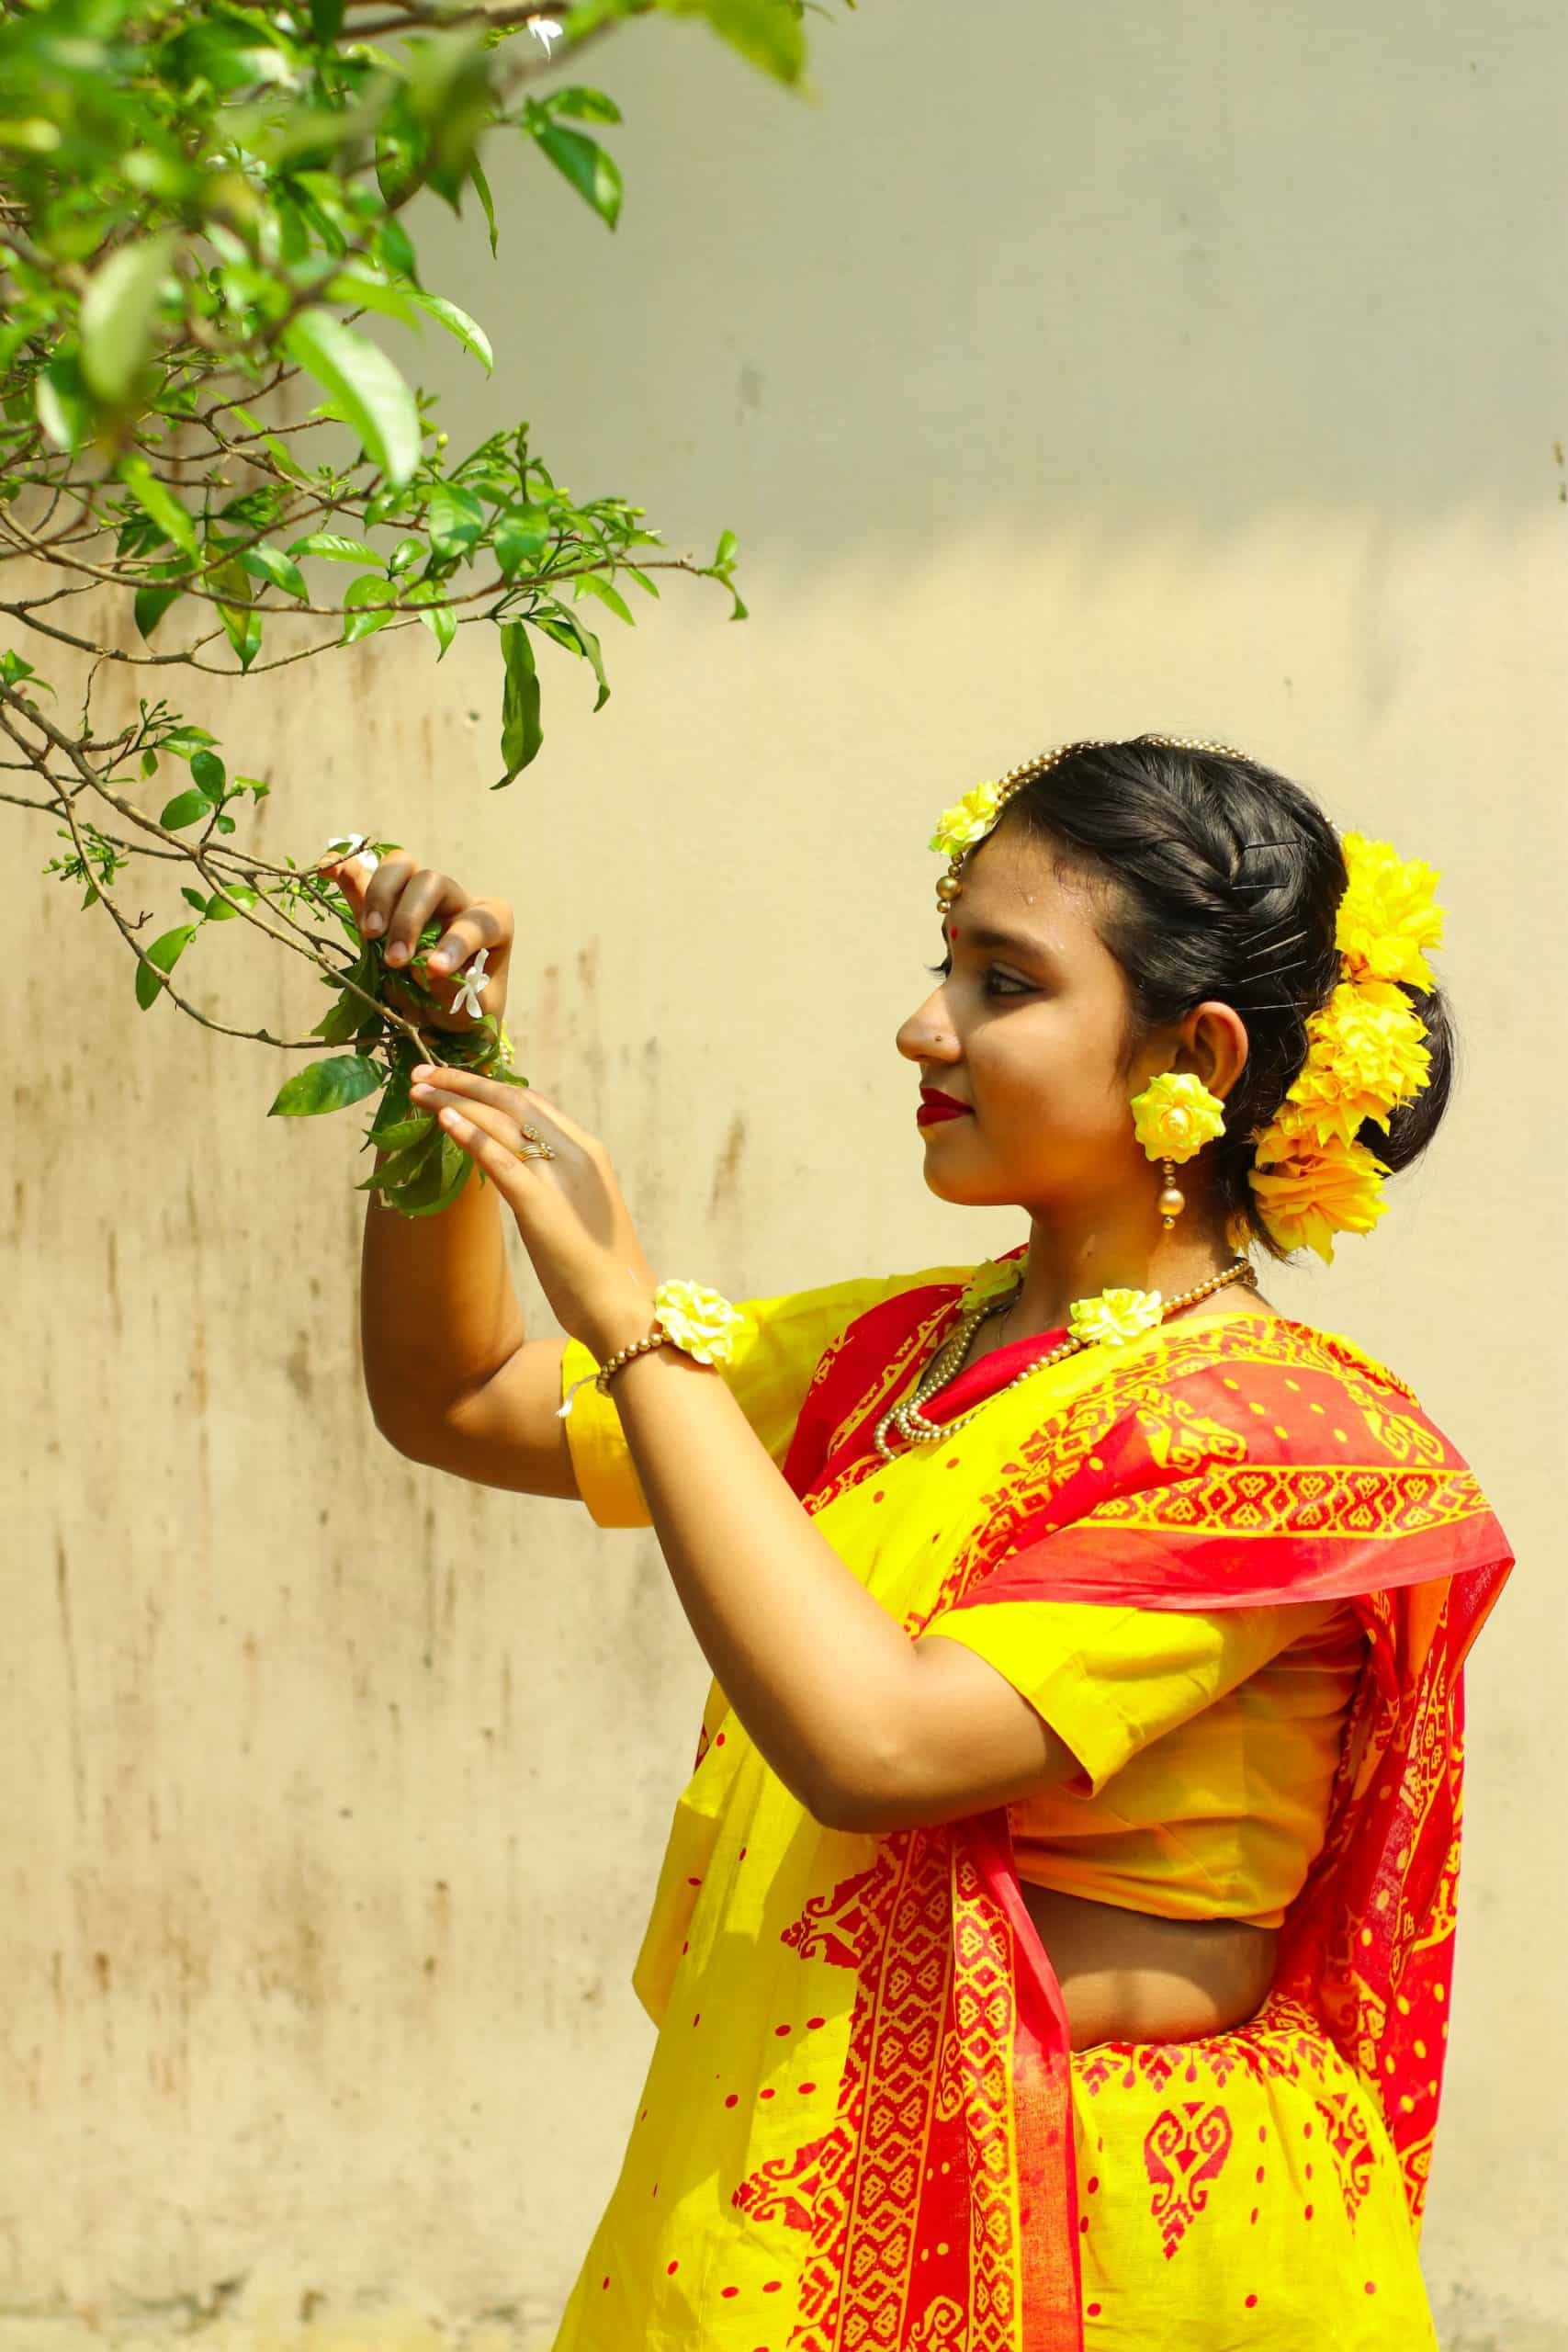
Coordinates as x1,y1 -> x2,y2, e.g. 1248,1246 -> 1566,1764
346,733 -> 1513,2349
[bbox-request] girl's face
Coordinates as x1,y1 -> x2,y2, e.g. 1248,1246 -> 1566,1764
895,819 -> 1209,1220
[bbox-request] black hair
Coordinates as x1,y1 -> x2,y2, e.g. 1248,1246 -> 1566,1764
999,735 -> 1454,1265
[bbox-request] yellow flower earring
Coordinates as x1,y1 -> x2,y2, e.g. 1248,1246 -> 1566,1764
1128,1071 -> 1228,1230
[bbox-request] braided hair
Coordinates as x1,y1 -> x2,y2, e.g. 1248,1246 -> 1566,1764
999,735 -> 1455,1263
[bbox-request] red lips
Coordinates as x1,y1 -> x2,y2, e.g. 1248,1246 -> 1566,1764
917,1085 -> 972,1126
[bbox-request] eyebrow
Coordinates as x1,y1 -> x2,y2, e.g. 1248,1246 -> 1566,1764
946,921 -> 1060,967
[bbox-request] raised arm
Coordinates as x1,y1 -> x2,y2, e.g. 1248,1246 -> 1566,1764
338,846 -> 649,1498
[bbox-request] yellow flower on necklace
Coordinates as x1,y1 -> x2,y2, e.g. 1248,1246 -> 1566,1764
930,777 -> 1005,856
1068,1286 -> 1166,1348
1336,832 -> 1445,992
964,1257 -> 1025,1314
1247,1136 -> 1391,1266
1128,1070 -> 1227,1164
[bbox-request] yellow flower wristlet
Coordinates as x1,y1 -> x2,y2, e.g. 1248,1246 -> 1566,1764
558,1280 -> 746,1418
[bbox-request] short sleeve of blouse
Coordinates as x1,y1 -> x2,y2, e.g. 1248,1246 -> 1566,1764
560,1263 -> 972,1528
917,1597 -> 1342,1797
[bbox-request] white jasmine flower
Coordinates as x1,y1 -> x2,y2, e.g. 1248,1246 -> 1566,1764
324,832 -> 378,873
450,946 -> 491,1019
525,13 -> 563,53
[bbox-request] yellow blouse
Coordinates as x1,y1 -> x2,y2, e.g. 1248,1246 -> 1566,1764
558,1267 -> 1369,1933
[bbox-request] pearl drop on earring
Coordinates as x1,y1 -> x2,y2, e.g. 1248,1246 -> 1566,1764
1157,1157 -> 1186,1228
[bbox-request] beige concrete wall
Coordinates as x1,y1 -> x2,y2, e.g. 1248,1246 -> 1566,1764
5,1 -> 1564,2344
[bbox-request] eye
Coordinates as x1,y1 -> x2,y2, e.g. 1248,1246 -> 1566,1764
924,957 -> 1030,998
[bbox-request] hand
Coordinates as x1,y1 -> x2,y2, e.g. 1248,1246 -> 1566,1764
320,846 -> 513,1036
406,1061 -> 658,1356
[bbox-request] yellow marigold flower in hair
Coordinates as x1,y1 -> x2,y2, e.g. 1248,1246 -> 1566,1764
1248,1136 -> 1391,1265
1129,1070 -> 1227,1164
930,777 -> 1005,856
1336,833 -> 1445,991
1068,1287 -> 1167,1348
1269,980 -> 1433,1150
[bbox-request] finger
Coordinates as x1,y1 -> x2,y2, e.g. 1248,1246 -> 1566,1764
382,867 -> 461,967
411,1069 -> 560,1147
431,1097 -> 549,1193
361,850 -> 417,939
426,899 -> 506,979
410,1066 -> 586,1148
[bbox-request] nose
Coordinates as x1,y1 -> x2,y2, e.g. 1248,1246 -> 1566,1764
896,984 -> 956,1066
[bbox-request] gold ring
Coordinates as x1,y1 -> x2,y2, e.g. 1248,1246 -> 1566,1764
512,1124 -> 556,1162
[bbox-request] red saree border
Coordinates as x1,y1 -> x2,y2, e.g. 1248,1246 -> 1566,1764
761,1269 -> 1514,2351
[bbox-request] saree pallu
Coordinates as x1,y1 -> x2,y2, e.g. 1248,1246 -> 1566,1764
549,1274 -> 1513,2350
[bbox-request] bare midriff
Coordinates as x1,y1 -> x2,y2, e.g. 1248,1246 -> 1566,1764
960,1287 -> 1292,2050
1019,1883 -> 1280,2050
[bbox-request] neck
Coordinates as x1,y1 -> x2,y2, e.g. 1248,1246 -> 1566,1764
1002,1204 -> 1243,1338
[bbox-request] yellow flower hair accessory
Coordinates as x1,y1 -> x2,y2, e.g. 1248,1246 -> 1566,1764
1067,1286 -> 1167,1348
1129,1070 -> 1227,1164
1247,1136 -> 1392,1265
1246,831 -> 1445,1262
930,777 -> 1005,857
1336,831 -> 1445,991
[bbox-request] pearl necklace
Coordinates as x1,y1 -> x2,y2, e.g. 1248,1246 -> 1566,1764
872,1257 -> 1258,1462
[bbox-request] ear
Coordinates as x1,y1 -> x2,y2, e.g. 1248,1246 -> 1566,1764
1181,1001 -> 1250,1102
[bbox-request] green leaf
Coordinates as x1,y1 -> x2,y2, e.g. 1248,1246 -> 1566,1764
79,230 -> 178,403
355,1118 -> 442,1192
342,573 -> 397,643
285,531 -> 381,564
268,1054 -> 383,1116
190,749 -> 226,795
282,311 -> 421,488
181,886 -> 209,913
469,154 -> 499,257
623,562 -> 660,597
696,0 -> 807,82
206,885 -> 257,922
407,288 -> 492,374
574,571 -> 635,626
551,605 -> 610,711
237,543 -> 309,600
135,923 -> 197,1011
162,726 -> 217,755
118,455 -> 197,559
529,118 -> 623,229
405,578 -> 457,659
212,557 -> 262,671
374,216 -> 419,282
159,787 -> 214,830
424,481 -> 485,557
310,0 -> 345,41
134,578 -> 186,640
35,349 -> 91,452
714,527 -> 739,570
497,621 -> 542,786
494,503 -> 552,576
547,86 -> 623,123
323,264 -> 421,329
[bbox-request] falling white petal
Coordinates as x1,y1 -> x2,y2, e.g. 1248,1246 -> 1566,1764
525,13 -> 563,52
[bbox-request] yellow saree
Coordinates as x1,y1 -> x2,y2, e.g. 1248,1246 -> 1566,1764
547,1253 -> 1512,2349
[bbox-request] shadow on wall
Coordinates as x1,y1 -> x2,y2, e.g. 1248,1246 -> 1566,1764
404,0 -> 1568,569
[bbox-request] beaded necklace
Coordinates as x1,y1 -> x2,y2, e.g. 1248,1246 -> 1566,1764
872,1257 -> 1258,1462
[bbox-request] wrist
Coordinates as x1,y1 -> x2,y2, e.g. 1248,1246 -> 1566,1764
581,1280 -> 660,1366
